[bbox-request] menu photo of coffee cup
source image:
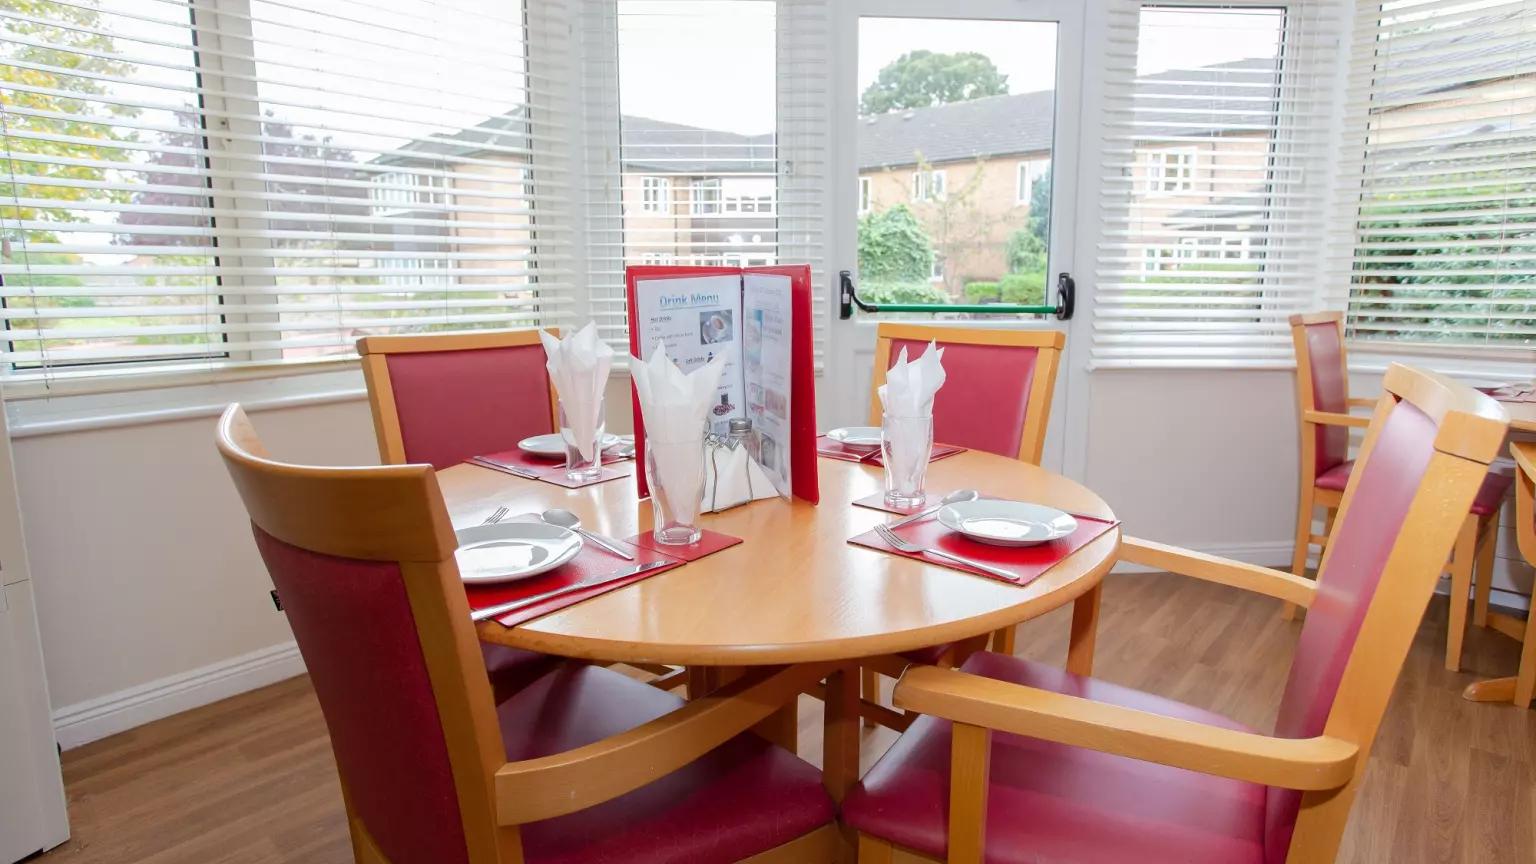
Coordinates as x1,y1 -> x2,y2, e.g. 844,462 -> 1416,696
700,310 -> 734,345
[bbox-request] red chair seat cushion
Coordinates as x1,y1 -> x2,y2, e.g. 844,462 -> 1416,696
842,652 -> 1267,864
1318,461 -> 1512,515
502,664 -> 834,864
480,643 -> 564,704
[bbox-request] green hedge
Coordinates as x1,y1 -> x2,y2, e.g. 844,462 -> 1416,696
859,281 -> 951,305
963,282 -> 999,302
1000,272 -> 1046,305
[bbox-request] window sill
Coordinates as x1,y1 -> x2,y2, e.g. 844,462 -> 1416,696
1346,343 -> 1536,384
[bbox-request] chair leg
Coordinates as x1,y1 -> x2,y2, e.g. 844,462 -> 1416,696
1516,615 -> 1536,709
860,667 -> 879,729
989,626 -> 1016,656
1286,488 -> 1316,621
1473,514 -> 1497,628
1446,515 -> 1478,672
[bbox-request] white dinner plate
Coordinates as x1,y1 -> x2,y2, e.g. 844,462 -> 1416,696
937,500 -> 1077,548
453,522 -> 583,584
517,432 -> 623,458
827,426 -> 883,452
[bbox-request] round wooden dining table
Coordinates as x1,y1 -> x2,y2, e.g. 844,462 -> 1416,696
438,449 -> 1120,805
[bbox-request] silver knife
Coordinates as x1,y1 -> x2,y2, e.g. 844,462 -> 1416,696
472,455 -> 540,479
471,560 -> 669,622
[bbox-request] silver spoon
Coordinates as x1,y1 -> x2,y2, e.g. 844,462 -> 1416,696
541,508 -> 636,560
886,488 -> 981,529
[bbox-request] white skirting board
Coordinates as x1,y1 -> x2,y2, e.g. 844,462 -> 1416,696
51,641 -> 304,750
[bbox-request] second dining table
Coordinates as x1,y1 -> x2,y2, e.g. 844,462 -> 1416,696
441,447 -> 1121,800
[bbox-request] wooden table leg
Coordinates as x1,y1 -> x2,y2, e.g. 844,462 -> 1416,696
1067,582 -> 1103,677
705,666 -> 800,753
823,665 -> 861,863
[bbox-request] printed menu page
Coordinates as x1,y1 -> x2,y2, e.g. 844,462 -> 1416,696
632,274 -> 745,437
743,272 -> 793,497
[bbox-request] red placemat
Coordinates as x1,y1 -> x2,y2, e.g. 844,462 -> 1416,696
848,511 -> 1119,587
626,528 -> 743,562
815,435 -> 965,466
465,516 -> 679,627
469,448 -> 633,489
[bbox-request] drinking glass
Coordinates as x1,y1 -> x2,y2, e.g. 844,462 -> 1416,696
559,400 -> 605,483
646,435 -> 706,545
881,413 -> 933,509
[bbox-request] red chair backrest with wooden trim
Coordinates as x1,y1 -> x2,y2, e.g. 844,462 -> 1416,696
217,405 -> 504,864
867,324 -> 1065,464
1291,312 -> 1350,478
359,329 -> 560,469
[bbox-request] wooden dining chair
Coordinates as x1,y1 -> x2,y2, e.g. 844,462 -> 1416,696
860,324 -> 1066,730
215,404 -> 844,864
843,363 -> 1508,864
1469,440 -> 1536,708
1288,312 -> 1509,673
358,328 -> 561,470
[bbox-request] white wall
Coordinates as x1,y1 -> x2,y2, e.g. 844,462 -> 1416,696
13,372 -> 636,747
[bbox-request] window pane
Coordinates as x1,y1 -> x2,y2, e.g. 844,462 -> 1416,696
856,16 -> 1057,314
618,1 -> 777,271
0,0 -> 223,369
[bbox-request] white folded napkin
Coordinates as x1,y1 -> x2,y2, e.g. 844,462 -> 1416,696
877,340 -> 946,417
629,344 -> 729,515
877,341 -> 946,490
540,322 -> 613,462
702,441 -> 778,513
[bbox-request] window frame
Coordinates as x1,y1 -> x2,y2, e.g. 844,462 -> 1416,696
858,175 -> 871,213
691,178 -> 722,215
1143,147 -> 1197,195
641,176 -> 672,214
911,168 -> 947,202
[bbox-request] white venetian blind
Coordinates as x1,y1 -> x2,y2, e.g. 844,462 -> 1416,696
0,0 -> 575,388
1091,2 -> 1342,368
581,0 -> 829,358
1333,0 -> 1536,349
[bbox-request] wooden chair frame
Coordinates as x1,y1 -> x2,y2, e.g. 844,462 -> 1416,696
1286,313 -> 1498,673
358,328 -> 561,467
217,405 -> 845,864
861,324 -> 1067,731
1462,442 -> 1536,708
855,364 -> 1509,864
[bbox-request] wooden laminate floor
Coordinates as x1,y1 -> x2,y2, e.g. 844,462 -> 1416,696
32,572 -> 1536,864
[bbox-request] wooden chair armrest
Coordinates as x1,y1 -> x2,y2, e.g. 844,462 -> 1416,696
1121,537 -> 1317,608
495,661 -> 837,824
1304,410 -> 1370,428
893,665 -> 1358,791
1347,397 -> 1378,409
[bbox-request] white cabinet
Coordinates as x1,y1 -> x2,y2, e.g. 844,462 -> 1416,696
0,401 -> 68,862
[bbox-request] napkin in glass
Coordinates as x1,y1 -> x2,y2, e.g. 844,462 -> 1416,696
540,322 -> 613,462
877,340 -> 946,484
629,344 -> 729,514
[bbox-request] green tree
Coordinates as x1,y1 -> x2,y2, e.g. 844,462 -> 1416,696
858,204 -> 934,283
1029,167 -> 1051,244
1005,230 -> 1046,274
0,0 -> 139,239
859,51 -> 1009,115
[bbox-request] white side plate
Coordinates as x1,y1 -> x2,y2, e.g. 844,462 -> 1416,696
453,522 -> 583,583
518,432 -> 623,458
827,426 -> 883,452
937,500 -> 1077,547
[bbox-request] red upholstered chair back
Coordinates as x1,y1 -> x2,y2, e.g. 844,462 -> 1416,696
359,330 -> 558,469
1262,365 -> 1507,863
869,325 -> 1065,464
216,405 -> 505,864
1291,314 -> 1350,477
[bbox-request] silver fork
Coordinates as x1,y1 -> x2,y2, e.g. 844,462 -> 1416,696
482,506 -> 509,525
874,523 -> 1019,582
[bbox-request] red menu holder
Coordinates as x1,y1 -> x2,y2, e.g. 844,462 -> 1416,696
626,265 -> 819,505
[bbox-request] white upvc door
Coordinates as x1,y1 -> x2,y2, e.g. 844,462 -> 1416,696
825,0 -> 1089,474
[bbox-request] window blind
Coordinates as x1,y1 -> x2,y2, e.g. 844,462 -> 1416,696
1091,2 -> 1343,368
581,0 -> 829,359
1333,0 -> 1536,349
0,0 -> 575,388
